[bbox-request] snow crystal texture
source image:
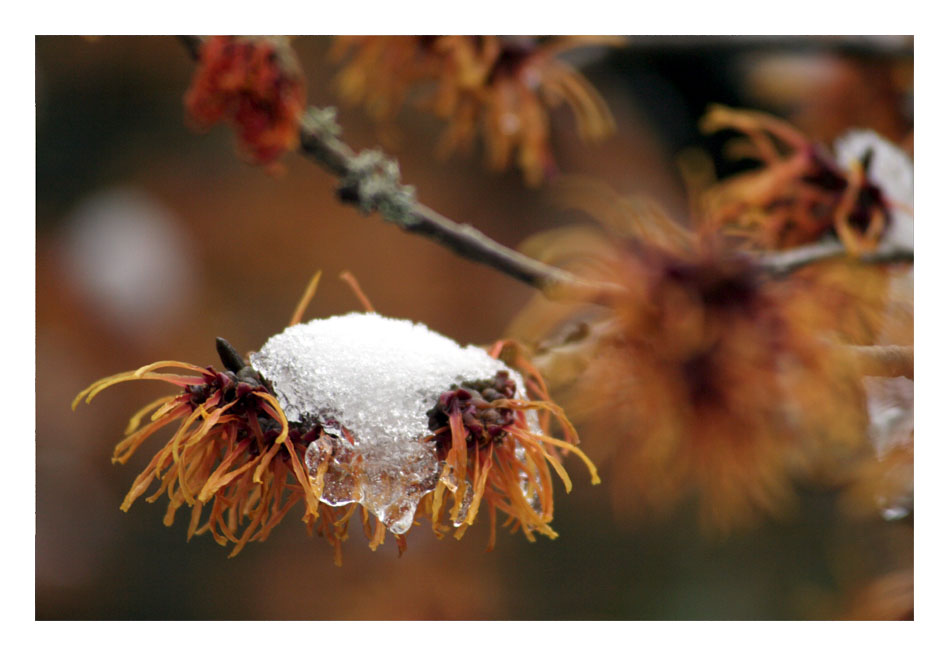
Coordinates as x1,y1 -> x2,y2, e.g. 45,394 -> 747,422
249,312 -> 529,533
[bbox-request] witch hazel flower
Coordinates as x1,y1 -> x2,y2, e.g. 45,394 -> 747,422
75,309 -> 598,564
185,36 -> 306,166
701,106 -> 913,254
331,36 -> 618,186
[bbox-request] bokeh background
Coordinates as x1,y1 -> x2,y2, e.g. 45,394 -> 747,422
36,35 -> 912,620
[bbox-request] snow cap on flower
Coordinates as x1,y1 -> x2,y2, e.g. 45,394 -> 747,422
835,130 -> 913,250
250,313 -> 533,534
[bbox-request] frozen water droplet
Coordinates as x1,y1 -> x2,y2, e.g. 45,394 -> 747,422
441,467 -> 459,493
514,443 -> 543,515
452,486 -> 475,527
305,437 -> 362,507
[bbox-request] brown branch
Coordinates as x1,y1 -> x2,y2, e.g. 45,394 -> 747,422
851,345 -> 914,380
295,107 -> 620,302
759,240 -> 913,277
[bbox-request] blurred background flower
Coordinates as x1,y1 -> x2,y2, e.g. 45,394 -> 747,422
509,187 -> 873,530
332,35 -> 618,185
185,35 -> 306,166
36,35 -> 912,620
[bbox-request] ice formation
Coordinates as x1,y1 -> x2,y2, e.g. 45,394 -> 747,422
835,130 -> 913,251
249,312 -> 533,534
863,375 -> 914,520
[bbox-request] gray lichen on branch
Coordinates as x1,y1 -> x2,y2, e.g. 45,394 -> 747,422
298,106 -> 417,225
294,101 -> 619,300
337,148 -> 418,225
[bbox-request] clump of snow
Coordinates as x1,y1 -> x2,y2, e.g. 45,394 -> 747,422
249,312 -> 532,534
834,130 -> 913,250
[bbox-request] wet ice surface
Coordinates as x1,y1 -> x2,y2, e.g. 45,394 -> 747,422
250,312 -> 532,534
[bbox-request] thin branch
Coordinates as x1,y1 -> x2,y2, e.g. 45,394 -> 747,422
296,107 -> 621,302
759,240 -> 914,277
850,345 -> 914,380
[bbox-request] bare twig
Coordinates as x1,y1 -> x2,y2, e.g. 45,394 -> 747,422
851,345 -> 914,380
296,107 -> 620,301
759,240 -> 914,277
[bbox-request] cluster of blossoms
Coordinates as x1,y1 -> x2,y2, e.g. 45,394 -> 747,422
185,36 -> 306,165
331,36 -> 618,185
75,305 -> 598,564
511,197 -> 871,529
